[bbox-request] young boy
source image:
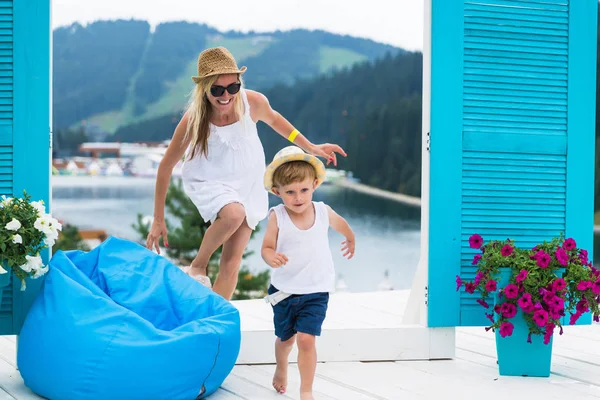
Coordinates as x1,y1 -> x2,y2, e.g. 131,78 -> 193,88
261,146 -> 355,400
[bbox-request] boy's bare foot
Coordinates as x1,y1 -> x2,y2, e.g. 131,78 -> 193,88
300,391 -> 314,400
272,365 -> 288,394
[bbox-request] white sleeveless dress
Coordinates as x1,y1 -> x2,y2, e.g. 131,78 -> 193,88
181,89 -> 269,230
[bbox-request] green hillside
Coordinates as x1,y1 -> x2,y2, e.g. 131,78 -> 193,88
319,46 -> 368,73
53,21 -> 399,133
84,35 -> 275,132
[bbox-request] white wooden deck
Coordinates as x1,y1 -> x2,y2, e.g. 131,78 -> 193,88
0,291 -> 598,399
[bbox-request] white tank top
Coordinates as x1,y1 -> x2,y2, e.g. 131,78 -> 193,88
269,201 -> 336,294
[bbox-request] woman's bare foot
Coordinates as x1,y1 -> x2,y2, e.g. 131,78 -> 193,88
272,365 -> 288,394
300,391 -> 314,400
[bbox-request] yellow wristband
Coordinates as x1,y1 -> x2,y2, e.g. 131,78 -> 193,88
288,129 -> 299,143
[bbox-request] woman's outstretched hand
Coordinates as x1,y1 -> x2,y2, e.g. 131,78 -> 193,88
310,143 -> 347,166
146,218 -> 169,254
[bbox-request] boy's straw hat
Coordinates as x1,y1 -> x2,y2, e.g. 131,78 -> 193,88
264,146 -> 327,193
191,47 -> 247,83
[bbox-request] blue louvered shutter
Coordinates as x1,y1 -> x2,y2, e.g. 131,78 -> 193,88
428,0 -> 597,327
0,0 -> 51,335
0,0 -> 14,333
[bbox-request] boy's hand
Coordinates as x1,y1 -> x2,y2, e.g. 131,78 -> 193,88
341,238 -> 355,259
266,252 -> 289,268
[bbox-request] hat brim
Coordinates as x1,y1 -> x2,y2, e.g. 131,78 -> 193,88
191,66 -> 247,83
264,153 -> 327,193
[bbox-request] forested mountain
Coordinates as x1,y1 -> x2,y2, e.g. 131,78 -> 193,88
52,20 -> 399,131
53,15 -> 600,209
112,51 -> 424,196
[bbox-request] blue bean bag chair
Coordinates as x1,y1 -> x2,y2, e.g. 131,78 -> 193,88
17,237 -> 241,400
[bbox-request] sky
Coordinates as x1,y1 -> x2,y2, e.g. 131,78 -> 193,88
51,0 -> 424,51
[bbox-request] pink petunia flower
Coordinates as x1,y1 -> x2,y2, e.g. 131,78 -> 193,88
469,234 -> 483,249
555,247 -> 569,267
465,282 -> 476,294
563,238 -> 576,251
533,309 -> 549,327
570,311 -> 583,325
501,244 -> 514,257
534,250 -> 551,268
543,323 -> 555,345
577,281 -> 593,291
485,280 -> 497,292
552,278 -> 566,292
501,302 -> 517,319
579,249 -> 589,264
543,290 -> 555,305
576,299 -> 589,313
549,310 -> 562,320
517,293 -> 533,312
592,278 -> 600,295
548,296 -> 564,313
516,269 -> 528,283
474,271 -> 484,286
499,321 -> 514,338
504,284 -> 519,299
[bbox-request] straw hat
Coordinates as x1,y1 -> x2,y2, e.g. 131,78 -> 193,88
264,146 -> 327,193
191,47 -> 247,83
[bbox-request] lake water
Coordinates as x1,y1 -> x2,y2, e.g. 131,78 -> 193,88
51,176 -> 422,292
50,176 -> 600,293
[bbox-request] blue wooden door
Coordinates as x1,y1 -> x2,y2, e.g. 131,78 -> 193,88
0,0 -> 51,335
427,0 -> 597,327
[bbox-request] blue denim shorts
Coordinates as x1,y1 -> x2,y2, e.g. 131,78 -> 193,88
268,285 -> 329,342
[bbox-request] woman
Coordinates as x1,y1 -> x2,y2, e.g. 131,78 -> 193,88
146,47 -> 346,300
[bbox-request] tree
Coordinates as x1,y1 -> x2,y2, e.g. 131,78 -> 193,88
132,179 -> 270,300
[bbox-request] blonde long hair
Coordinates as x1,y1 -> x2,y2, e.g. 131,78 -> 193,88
183,74 -> 245,160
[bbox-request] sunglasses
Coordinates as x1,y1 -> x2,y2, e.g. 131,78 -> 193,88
210,82 -> 241,97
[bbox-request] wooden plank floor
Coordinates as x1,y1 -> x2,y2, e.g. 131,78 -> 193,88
0,292 -> 598,399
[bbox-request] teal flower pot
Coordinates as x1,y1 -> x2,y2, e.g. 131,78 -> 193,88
494,268 -> 553,377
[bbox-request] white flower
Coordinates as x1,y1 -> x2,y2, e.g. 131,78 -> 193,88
34,216 -> 52,234
35,215 -> 62,238
33,214 -> 62,235
30,200 -> 46,215
5,218 -> 21,231
32,266 -> 48,279
33,217 -> 47,232
44,230 -> 59,247
0,195 -> 12,206
11,234 -> 22,244
47,216 -> 62,232
20,255 -> 43,273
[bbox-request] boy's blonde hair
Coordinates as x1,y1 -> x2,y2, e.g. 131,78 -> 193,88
272,161 -> 317,188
